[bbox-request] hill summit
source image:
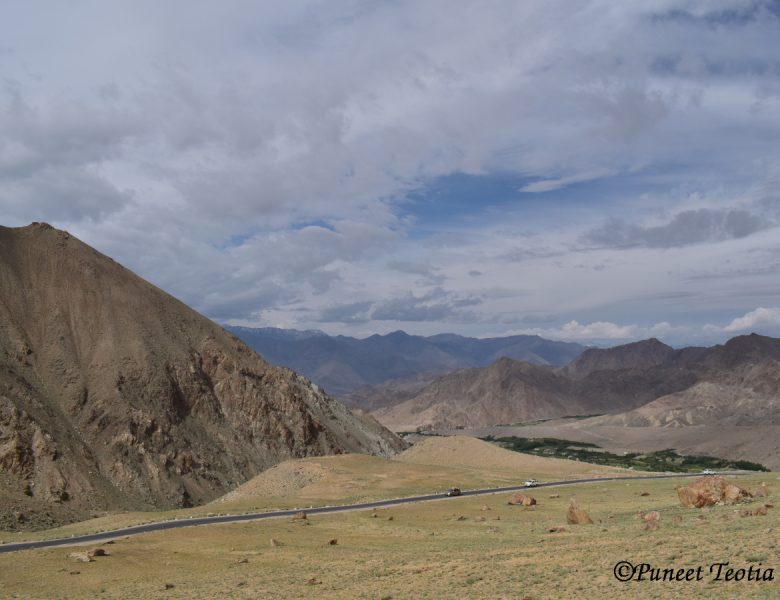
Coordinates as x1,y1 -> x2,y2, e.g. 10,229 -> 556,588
0,223 -> 402,524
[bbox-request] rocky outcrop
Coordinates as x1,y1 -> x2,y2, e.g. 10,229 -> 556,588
676,476 -> 753,508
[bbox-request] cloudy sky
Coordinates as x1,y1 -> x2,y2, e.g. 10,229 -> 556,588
2,1 -> 780,346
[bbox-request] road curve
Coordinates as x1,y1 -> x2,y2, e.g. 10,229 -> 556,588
0,471 -> 742,554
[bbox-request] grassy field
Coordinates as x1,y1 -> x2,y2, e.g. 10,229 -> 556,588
1,438 -> 777,599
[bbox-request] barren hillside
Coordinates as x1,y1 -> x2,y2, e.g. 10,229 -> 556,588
0,223 -> 403,527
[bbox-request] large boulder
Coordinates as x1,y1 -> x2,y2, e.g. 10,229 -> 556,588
508,493 -> 537,507
676,476 -> 752,508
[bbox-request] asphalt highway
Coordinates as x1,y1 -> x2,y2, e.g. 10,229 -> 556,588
0,471 -> 739,554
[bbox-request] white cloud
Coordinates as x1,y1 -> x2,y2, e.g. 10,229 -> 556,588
724,307 -> 780,332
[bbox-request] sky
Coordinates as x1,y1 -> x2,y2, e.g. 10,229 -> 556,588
1,0 -> 780,346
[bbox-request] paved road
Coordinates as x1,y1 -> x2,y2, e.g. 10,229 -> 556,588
0,471 -> 739,554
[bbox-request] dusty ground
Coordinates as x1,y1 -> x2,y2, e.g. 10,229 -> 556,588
1,476 -> 777,599
1,437 -> 777,599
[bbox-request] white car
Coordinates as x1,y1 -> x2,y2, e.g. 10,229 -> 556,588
524,479 -> 539,487
702,469 -> 716,476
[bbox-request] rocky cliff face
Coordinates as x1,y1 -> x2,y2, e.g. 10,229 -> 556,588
0,223 -> 403,525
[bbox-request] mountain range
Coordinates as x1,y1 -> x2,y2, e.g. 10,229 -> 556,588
226,326 -> 585,396
0,224 -> 402,527
371,335 -> 780,435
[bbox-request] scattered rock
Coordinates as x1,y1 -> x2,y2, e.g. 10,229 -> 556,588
456,515 -> 467,521
671,515 -> 683,526
642,511 -> 661,531
13,511 -> 26,523
754,484 -> 770,498
742,505 -> 769,517
270,538 -> 283,547
89,548 -> 108,557
306,578 -> 322,585
480,504 -> 491,511
508,493 -> 537,507
566,498 -> 593,525
164,583 -> 175,590
67,552 -> 92,563
69,571 -> 80,575
236,558 -> 249,564
291,511 -> 307,521
548,526 -> 567,533
639,491 -> 650,497
475,516 -> 486,522
548,494 -> 560,499
327,538 -> 338,545
387,516 -> 394,521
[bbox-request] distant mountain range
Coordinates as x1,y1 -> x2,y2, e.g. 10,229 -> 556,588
225,326 -> 586,396
371,335 -> 780,434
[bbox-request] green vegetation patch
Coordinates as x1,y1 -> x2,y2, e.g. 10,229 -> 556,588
481,436 -> 769,472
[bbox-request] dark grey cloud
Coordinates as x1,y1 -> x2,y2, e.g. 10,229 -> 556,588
583,208 -> 770,249
315,301 -> 372,324
371,289 -> 482,322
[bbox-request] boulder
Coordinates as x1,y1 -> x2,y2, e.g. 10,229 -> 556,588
508,493 -> 537,507
68,552 -> 92,563
566,498 -> 593,525
642,511 -> 660,531
270,538 -> 283,547
753,484 -> 770,498
676,476 -> 752,508
723,484 -> 751,504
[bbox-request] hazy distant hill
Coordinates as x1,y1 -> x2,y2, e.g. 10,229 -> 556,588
372,334 -> 780,432
226,327 -> 586,395
0,223 -> 402,528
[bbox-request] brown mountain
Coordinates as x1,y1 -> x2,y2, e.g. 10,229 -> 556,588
560,338 -> 675,378
0,223 -> 402,526
372,334 -> 780,432
590,335 -> 780,428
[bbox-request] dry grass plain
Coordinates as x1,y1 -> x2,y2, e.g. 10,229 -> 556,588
1,437 -> 778,599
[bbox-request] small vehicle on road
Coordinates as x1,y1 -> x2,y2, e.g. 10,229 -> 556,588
524,479 -> 539,487
702,469 -> 717,476
446,487 -> 462,497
